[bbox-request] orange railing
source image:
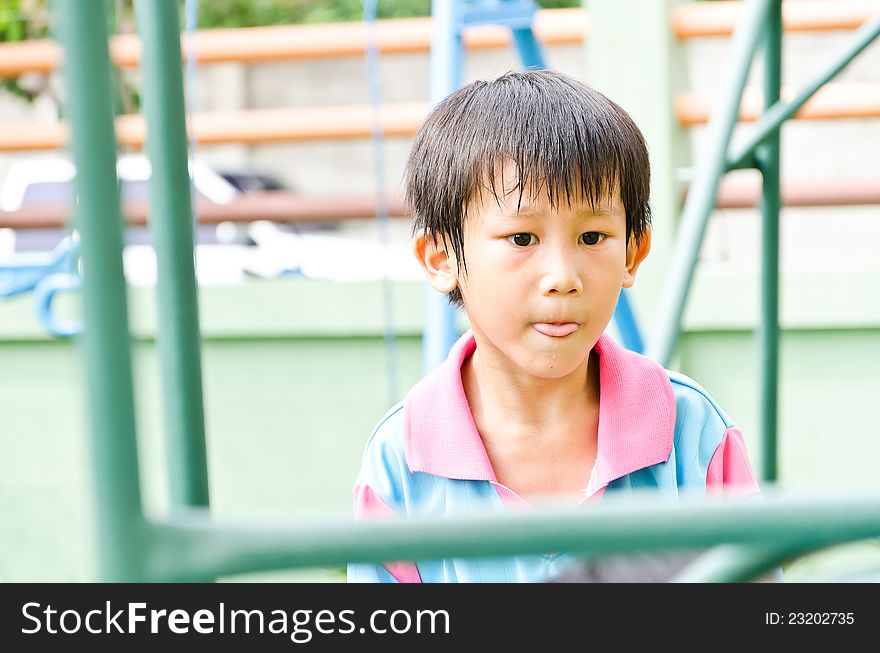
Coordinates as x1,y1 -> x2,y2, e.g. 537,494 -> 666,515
1,1 -> 876,227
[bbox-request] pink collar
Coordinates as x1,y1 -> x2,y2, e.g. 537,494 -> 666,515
403,330 -> 676,491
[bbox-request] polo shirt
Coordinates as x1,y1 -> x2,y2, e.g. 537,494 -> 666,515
348,330 -> 761,583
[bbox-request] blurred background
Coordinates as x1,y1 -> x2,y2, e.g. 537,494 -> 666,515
0,0 -> 878,582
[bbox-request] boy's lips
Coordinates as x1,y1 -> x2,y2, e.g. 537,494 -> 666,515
533,322 -> 579,337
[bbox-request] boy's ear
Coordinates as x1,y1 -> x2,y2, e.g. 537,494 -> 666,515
622,229 -> 651,289
413,230 -> 459,293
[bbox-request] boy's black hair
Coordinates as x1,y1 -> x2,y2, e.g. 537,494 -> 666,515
405,69 -> 652,307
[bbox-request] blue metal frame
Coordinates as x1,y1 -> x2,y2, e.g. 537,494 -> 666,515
0,235 -> 82,337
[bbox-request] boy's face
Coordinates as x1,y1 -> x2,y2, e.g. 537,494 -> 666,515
417,172 -> 650,381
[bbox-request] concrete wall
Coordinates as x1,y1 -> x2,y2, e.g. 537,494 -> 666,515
1,272 -> 878,581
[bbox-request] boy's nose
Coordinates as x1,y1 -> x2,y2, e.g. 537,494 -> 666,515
539,248 -> 583,296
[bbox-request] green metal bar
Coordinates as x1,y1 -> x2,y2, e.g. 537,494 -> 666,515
142,491 -> 880,581
134,0 -> 210,509
671,542 -> 805,583
725,152 -> 759,171
647,0 -> 771,366
728,13 -> 880,170
757,3 -> 782,483
55,0 -> 148,581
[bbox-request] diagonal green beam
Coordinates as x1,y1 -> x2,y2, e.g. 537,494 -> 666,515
141,491 -> 880,581
670,542 -> 805,583
647,0 -> 772,365
134,0 -> 210,510
55,0 -> 148,581
727,13 -> 880,170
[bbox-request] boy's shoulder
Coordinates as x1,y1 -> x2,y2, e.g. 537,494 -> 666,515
361,349 -> 465,471
362,401 -> 407,457
664,368 -> 736,433
355,401 -> 409,491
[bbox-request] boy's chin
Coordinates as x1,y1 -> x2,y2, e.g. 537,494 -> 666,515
520,357 -> 587,380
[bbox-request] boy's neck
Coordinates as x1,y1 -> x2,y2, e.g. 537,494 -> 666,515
461,343 -> 600,443
461,341 -> 600,501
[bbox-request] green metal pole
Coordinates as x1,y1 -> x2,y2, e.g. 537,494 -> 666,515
134,0 -> 210,510
142,491 -> 880,581
55,0 -> 147,581
728,13 -> 880,170
647,0 -> 771,366
757,2 -> 782,483
671,542 -> 802,583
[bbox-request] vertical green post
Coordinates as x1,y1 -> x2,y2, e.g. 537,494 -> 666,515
134,1 -> 210,509
646,0 -> 771,365
757,2 -> 782,483
55,0 -> 147,581
585,0 -> 691,340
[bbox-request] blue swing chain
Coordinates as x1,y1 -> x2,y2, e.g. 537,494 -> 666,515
363,0 -> 401,408
184,0 -> 200,233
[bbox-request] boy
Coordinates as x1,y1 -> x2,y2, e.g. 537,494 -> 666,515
348,70 -> 760,583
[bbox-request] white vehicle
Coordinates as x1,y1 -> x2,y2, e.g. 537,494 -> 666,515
0,154 -> 302,253
1,154 -> 239,213
1,154 -> 409,286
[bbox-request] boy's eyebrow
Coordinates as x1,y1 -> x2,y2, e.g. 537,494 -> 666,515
506,205 -> 622,219
577,206 -> 621,218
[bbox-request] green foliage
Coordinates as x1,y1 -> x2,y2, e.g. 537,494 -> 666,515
196,0 -> 430,28
1,0 -> 586,104
196,0 -> 580,29
0,0 -> 49,43
0,0 -> 50,102
535,0 -> 581,9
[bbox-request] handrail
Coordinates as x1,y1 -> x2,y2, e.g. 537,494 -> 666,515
676,82 -> 880,126
6,178 -> 879,230
0,102 -> 430,151
672,0 -> 878,39
3,82 -> 880,151
704,177 -> 880,208
3,2 -> 876,78
0,9 -> 587,78
0,193 -> 408,229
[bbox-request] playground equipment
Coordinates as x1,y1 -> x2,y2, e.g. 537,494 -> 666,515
11,0 -> 880,582
2,5 -> 877,351
0,234 -> 80,337
3,4 -> 880,148
647,0 -> 880,483
1,3 -> 645,353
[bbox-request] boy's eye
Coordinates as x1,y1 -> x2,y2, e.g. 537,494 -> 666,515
579,232 -> 605,246
508,233 -> 536,247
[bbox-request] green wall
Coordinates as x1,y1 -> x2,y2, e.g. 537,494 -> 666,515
0,280 -> 428,581
1,273 -> 879,581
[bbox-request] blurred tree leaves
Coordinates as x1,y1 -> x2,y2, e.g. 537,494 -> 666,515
196,1 -> 581,28
1,0 -> 50,102
1,0 -> 584,104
